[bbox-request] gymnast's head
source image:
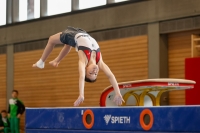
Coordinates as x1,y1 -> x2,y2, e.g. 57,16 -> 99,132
85,64 -> 99,83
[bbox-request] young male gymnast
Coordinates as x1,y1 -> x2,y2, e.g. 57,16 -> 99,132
33,26 -> 124,106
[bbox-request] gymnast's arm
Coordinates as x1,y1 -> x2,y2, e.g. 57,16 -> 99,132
98,59 -> 121,96
78,60 -> 86,97
73,52 -> 87,106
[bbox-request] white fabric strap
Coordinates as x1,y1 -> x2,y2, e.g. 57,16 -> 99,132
36,59 -> 45,69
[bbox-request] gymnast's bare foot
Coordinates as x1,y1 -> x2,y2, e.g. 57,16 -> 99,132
49,60 -> 60,67
32,64 -> 38,68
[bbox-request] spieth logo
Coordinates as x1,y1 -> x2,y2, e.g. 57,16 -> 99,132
104,115 -> 112,125
104,115 -> 131,124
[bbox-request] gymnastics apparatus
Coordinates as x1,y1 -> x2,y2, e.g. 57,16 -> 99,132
25,78 -> 200,133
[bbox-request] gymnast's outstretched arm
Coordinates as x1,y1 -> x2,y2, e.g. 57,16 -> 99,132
98,58 -> 124,106
73,51 -> 87,106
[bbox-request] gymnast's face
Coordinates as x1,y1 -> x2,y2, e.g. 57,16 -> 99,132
86,64 -> 99,81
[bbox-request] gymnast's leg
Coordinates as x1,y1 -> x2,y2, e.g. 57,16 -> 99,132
32,32 -> 63,68
49,45 -> 72,67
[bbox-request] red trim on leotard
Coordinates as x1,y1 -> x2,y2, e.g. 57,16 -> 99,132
83,50 -> 91,62
96,51 -> 101,64
78,46 -> 101,64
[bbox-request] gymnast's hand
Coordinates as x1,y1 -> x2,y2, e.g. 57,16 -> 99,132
113,94 -> 125,106
74,95 -> 84,106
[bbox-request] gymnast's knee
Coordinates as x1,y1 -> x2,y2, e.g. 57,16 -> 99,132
48,35 -> 56,45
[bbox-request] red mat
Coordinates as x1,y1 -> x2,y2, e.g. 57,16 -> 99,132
185,57 -> 200,105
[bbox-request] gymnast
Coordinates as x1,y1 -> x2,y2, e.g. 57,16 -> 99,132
32,26 -> 124,106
